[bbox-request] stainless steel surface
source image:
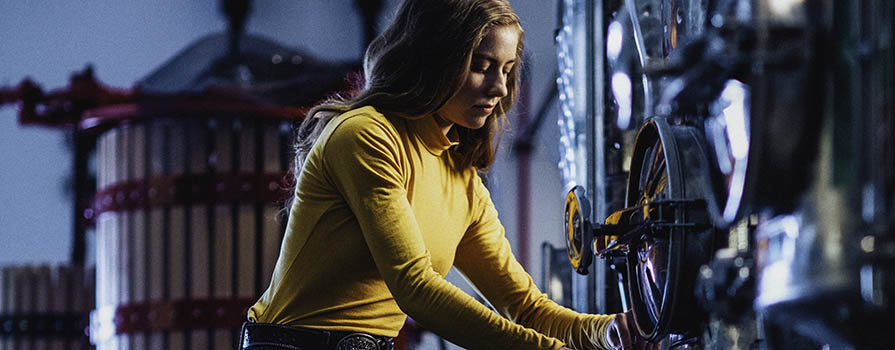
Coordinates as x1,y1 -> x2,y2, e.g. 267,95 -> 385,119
703,80 -> 750,226
752,1 -> 895,347
606,0 -> 662,130
563,0 -> 893,348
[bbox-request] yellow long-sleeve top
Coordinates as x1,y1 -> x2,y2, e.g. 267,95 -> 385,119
248,106 -> 614,349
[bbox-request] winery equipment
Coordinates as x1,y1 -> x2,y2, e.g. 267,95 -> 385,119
557,0 -> 894,348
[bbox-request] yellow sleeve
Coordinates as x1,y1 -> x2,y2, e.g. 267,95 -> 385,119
453,175 -> 616,350
320,114 -> 566,349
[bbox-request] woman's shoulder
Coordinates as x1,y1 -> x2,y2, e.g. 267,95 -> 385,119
318,105 -> 406,151
332,105 -> 388,127
321,106 -> 391,137
333,105 -> 403,132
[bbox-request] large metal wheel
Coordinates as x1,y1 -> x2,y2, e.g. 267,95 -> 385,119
623,118 -> 715,341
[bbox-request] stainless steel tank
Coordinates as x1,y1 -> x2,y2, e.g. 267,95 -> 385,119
753,0 -> 895,348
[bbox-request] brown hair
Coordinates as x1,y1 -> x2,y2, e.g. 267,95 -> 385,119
293,0 -> 524,175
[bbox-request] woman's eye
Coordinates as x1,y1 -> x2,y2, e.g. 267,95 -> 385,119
471,60 -> 490,73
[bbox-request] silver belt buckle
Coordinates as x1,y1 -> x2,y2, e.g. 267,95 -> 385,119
335,333 -> 380,350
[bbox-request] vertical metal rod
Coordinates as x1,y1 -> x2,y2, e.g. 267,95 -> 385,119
587,0 -> 606,315
354,0 -> 385,50
71,131 -> 94,266
220,0 -> 251,61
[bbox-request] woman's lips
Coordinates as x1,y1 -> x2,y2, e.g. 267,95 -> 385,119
474,104 -> 495,112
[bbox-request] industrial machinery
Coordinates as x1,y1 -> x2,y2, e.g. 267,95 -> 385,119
558,0 -> 894,348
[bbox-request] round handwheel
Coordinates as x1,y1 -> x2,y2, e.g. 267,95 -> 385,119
623,118 -> 715,341
564,185 -> 593,275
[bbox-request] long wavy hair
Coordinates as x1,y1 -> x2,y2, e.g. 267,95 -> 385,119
293,0 -> 524,176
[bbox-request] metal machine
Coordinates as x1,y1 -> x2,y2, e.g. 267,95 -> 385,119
557,0 -> 894,348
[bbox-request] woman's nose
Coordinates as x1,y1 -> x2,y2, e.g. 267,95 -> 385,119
487,72 -> 509,98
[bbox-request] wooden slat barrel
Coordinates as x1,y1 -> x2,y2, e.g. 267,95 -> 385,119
0,265 -> 95,350
88,115 -> 293,350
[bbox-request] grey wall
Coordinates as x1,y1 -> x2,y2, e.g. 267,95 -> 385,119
0,0 -> 567,297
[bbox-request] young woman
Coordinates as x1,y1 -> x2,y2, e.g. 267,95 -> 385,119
243,0 -> 649,349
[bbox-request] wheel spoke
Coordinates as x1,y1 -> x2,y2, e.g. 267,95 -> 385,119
638,140 -> 668,206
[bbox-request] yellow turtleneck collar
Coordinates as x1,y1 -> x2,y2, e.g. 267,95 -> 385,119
409,115 -> 460,156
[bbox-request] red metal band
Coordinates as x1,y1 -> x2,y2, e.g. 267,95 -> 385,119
102,297 -> 255,335
91,173 -> 292,217
78,96 -> 307,133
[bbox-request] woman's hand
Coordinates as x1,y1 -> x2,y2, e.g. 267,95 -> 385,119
606,310 -> 660,350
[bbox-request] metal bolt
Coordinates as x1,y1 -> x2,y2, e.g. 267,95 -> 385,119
861,236 -> 875,253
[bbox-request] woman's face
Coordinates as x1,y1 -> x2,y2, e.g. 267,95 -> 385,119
434,25 -> 520,134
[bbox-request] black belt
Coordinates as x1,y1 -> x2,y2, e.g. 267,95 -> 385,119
240,322 -> 394,350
